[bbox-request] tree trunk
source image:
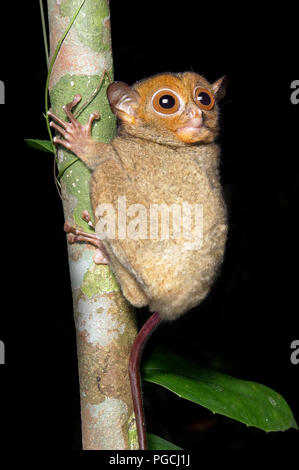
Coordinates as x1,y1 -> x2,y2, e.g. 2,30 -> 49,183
47,0 -> 138,450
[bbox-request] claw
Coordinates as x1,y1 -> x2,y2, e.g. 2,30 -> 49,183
81,210 -> 95,229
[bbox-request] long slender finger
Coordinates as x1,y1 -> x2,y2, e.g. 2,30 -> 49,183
63,94 -> 82,124
47,109 -> 68,128
67,233 -> 104,251
53,136 -> 71,149
64,223 -> 99,240
86,111 -> 100,133
67,233 -> 100,245
50,121 -> 68,139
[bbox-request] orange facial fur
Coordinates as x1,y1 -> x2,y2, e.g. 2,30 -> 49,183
132,72 -> 220,144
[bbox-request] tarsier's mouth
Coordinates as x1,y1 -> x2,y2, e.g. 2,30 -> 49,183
175,118 -> 206,143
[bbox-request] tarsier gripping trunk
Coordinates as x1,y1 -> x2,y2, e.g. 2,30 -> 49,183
49,71 -> 227,449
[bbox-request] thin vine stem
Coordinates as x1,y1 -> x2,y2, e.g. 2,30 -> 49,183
39,0 -> 49,64
57,156 -> 79,181
74,70 -> 112,119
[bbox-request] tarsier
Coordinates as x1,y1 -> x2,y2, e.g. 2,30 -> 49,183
49,71 -> 228,450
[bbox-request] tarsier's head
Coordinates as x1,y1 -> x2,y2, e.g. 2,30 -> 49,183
107,72 -> 227,145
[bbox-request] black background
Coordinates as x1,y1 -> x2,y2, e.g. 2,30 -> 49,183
0,0 -> 298,461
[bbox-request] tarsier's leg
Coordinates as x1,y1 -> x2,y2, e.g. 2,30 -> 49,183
64,211 -> 109,265
108,255 -> 149,307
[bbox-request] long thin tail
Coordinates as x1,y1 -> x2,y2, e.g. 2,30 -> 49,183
128,312 -> 162,450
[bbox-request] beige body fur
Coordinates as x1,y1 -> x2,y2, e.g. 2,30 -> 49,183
50,72 -> 228,321
90,137 -> 227,320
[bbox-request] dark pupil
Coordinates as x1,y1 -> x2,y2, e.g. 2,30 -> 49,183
197,92 -> 211,106
159,94 -> 175,109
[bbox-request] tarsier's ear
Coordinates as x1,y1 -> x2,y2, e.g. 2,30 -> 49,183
211,75 -> 228,101
107,81 -> 141,124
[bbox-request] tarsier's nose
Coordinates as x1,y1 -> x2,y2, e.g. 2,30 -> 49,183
185,103 -> 203,126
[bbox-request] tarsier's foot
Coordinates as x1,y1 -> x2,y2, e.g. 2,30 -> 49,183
64,221 -> 109,265
48,95 -> 100,158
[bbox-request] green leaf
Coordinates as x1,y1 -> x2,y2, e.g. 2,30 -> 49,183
147,433 -> 182,450
143,347 -> 298,433
25,139 -> 54,153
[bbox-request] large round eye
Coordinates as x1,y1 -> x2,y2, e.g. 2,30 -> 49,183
152,89 -> 181,115
194,88 -> 215,111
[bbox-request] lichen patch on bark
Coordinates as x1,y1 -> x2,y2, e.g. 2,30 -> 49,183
61,0 -> 112,52
68,249 -> 93,288
76,295 -> 126,346
81,262 -> 120,297
83,399 -> 128,450
48,1 -> 112,90
128,413 -> 139,450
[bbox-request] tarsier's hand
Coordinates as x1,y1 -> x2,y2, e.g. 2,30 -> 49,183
48,94 -> 100,159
